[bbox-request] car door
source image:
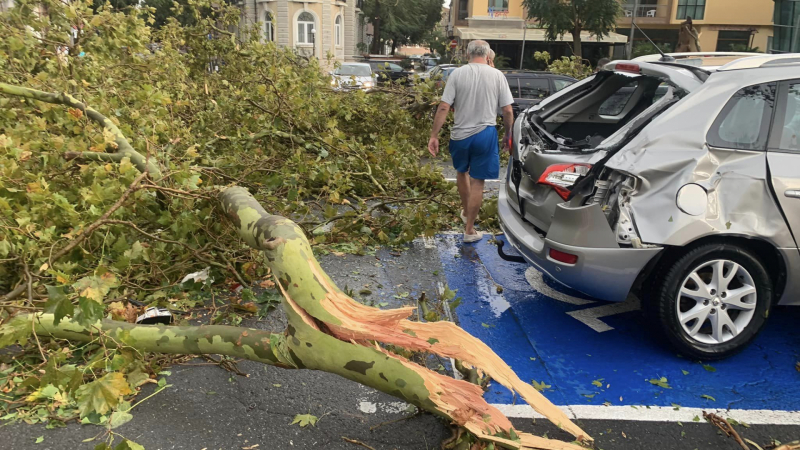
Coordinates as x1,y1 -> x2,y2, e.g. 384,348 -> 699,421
767,79 -> 800,241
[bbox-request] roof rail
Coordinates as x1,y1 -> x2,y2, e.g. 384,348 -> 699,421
717,54 -> 800,71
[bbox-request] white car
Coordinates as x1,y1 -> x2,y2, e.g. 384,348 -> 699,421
331,63 -> 377,91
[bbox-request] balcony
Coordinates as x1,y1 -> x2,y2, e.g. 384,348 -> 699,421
618,3 -> 672,25
488,7 -> 510,19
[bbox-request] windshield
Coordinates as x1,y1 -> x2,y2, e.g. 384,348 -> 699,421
335,65 -> 371,77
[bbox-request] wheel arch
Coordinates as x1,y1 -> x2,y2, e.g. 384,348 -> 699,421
638,235 -> 787,306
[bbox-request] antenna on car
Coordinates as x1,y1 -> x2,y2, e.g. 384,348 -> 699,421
632,22 -> 675,62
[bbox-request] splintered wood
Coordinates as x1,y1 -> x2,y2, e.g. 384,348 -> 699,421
307,260 -> 592,449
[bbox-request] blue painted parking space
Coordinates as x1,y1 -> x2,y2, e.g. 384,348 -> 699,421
437,234 -> 800,412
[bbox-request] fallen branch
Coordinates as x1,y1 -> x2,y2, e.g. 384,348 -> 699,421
0,83 -> 161,179
341,437 -> 376,450
704,411 -> 750,450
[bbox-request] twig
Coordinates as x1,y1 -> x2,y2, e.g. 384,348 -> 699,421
201,355 -> 248,377
368,411 -> 421,431
341,437 -> 375,450
703,411 -> 750,450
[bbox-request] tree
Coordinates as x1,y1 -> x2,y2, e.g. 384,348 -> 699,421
0,1 -> 593,448
522,0 -> 620,59
362,0 -> 442,55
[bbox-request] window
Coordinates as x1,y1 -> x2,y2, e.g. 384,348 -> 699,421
519,78 -> 550,99
676,0 -> 705,20
297,12 -> 315,45
708,83 -> 776,151
772,82 -> 800,151
264,11 -> 274,42
553,79 -> 574,92
489,0 -> 508,10
715,30 -> 752,52
335,15 -> 342,47
599,80 -> 639,116
458,0 -> 468,20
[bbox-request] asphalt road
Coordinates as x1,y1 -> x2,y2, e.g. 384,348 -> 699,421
3,224 -> 799,450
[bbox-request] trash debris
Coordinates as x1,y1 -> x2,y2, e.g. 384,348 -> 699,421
135,307 -> 174,325
181,267 -> 212,285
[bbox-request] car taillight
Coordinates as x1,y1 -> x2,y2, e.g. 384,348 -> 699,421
615,62 -> 641,74
537,164 -> 591,200
549,248 -> 578,265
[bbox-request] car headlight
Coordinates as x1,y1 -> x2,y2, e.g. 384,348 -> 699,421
331,79 -> 337,86
363,81 -> 372,88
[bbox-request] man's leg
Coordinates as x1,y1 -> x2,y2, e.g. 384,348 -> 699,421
465,177 -> 484,236
456,171 -> 471,216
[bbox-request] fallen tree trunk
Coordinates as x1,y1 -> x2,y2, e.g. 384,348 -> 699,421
6,186 -> 593,450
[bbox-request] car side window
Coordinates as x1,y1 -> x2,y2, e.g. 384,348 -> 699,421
707,83 -> 776,151
598,80 -> 639,116
519,78 -> 550,99
773,81 -> 800,151
553,79 -> 573,92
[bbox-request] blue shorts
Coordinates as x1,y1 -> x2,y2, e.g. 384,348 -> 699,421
449,126 -> 499,180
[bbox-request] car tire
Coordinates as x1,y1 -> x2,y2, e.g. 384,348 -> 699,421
651,243 -> 773,360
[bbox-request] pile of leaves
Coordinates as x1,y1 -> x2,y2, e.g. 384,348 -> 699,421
0,0 -> 458,439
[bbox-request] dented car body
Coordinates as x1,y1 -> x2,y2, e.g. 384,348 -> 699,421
499,55 -> 800,359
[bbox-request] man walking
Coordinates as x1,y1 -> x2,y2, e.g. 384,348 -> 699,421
428,40 -> 514,243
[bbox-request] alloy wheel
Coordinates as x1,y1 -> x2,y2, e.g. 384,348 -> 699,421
676,259 -> 757,345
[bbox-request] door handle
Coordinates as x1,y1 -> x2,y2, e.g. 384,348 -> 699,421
785,190 -> 800,198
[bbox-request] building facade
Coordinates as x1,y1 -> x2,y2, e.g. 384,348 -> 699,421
773,0 -> 800,52
448,0 -> 775,67
237,0 -> 364,64
616,0 -> 774,55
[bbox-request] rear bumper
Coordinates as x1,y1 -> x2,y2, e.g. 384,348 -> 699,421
498,187 -> 663,302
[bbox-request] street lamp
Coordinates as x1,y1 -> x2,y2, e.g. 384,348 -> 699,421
311,28 -> 317,58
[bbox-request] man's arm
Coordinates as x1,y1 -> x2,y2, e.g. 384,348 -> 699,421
428,101 -> 451,157
501,105 -> 514,152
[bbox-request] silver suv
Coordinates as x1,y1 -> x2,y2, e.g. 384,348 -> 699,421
498,54 -> 800,360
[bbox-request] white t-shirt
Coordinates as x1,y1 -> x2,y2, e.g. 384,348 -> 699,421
440,63 -> 514,141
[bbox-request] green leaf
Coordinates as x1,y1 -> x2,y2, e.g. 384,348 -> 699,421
109,411 -> 134,429
648,377 -> 672,389
114,440 -> 145,450
35,436 -> 44,444
74,297 -> 105,326
592,379 -> 604,388
693,415 -> 701,422
291,413 -> 318,427
681,370 -> 690,375
481,323 -> 495,329
701,394 -> 716,401
44,285 -> 74,326
426,338 -> 439,345
0,316 -> 32,348
531,380 -> 551,392
76,372 -> 132,417
702,364 -> 716,373
73,273 -> 118,303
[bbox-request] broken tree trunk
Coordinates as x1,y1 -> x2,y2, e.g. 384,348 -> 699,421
12,187 -> 592,450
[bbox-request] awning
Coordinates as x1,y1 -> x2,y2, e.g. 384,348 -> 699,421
455,27 -> 628,44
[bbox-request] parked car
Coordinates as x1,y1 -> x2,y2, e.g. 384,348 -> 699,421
367,61 -> 410,85
428,64 -> 461,88
498,54 -> 800,360
331,63 -> 377,91
502,70 -> 577,117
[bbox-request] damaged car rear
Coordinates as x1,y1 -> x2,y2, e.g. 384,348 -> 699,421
499,55 -> 800,359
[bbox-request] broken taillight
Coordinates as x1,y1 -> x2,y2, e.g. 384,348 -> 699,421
537,164 -> 591,200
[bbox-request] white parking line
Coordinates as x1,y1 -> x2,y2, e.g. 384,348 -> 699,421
492,403 -> 800,425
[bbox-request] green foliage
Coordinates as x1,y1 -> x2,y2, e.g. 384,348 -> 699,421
534,51 -> 593,80
492,54 -> 512,70
361,0 -> 443,53
522,0 -> 620,57
632,41 -> 674,58
0,0 -> 457,428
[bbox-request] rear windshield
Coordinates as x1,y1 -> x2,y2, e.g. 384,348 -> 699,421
336,65 -> 371,76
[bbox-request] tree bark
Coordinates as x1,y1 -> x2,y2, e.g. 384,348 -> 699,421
572,26 -> 582,59
6,186 -> 593,450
